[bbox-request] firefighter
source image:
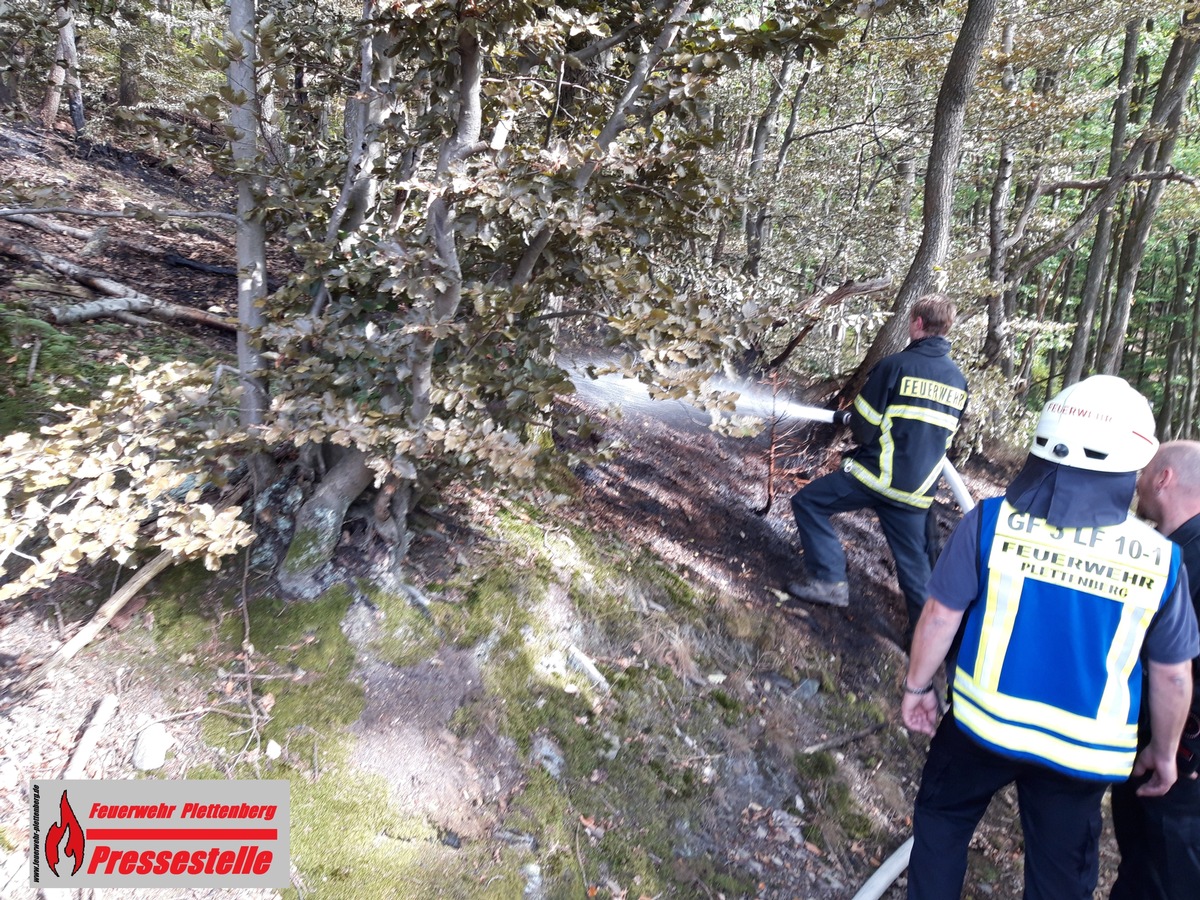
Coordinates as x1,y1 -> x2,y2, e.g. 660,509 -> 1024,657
900,375 -> 1199,900
1110,439 -> 1200,900
787,293 -> 968,635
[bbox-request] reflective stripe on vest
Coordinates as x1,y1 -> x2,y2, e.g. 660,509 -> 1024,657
848,395 -> 959,508
953,499 -> 1176,781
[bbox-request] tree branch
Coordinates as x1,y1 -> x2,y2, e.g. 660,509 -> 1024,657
511,0 -> 694,288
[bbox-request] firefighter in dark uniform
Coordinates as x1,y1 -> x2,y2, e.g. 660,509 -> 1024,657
901,376 -> 1199,900
788,293 -> 968,635
1111,439 -> 1200,900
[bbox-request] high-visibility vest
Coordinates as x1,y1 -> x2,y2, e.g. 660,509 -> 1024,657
953,498 -> 1181,781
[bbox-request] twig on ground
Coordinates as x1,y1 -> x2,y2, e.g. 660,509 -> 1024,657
574,820 -> 588,894
236,547 -> 263,764
62,693 -> 119,779
26,336 -> 41,384
19,480 -> 252,691
797,721 -> 886,755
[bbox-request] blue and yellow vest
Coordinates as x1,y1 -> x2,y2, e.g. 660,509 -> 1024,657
953,497 -> 1181,781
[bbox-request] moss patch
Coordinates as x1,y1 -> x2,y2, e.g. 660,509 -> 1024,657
241,588 -> 363,744
282,761 -> 528,900
359,583 -> 443,668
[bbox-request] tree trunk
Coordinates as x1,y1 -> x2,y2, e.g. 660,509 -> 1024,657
743,57 -> 794,277
118,9 -> 142,109
226,0 -> 271,489
1062,20 -> 1140,387
981,22 -> 1017,375
281,13 -> 487,595
837,0 -> 999,407
40,1 -> 84,133
118,40 -> 140,107
1186,262 -> 1200,438
329,1 -> 398,242
0,41 -> 25,112
1155,233 -> 1197,438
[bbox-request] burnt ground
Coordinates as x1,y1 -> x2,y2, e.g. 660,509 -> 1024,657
0,120 -> 1129,899
557,376 -> 1130,900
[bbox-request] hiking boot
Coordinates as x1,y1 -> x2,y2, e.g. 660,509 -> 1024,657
785,578 -> 850,608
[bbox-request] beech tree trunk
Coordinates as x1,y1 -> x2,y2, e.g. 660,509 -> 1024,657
1154,232 -> 1197,438
837,0 -> 999,407
1186,262 -> 1200,438
118,9 -> 142,109
981,22 -> 1017,375
40,0 -> 84,133
227,0 -> 269,434
277,449 -> 376,599
1062,20 -> 1140,387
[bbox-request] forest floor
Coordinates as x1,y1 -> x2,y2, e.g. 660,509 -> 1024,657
0,120 -> 1128,899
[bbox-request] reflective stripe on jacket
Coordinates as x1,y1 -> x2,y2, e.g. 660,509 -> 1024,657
844,336 -> 968,508
953,498 -> 1180,781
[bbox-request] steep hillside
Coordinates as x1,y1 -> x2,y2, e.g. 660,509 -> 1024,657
0,121 -> 1120,900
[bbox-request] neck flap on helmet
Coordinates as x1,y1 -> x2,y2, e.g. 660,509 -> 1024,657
1005,454 -> 1136,529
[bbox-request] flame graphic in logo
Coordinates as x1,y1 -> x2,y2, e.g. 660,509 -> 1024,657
45,790 -> 85,877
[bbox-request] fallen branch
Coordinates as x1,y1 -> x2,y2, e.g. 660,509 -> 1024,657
764,277 -> 893,372
26,337 -> 41,384
0,236 -> 236,332
797,721 -> 886,755
568,644 -> 611,692
62,693 -> 119,778
5,212 -> 92,240
0,204 -> 238,224
19,481 -> 252,691
42,550 -> 178,679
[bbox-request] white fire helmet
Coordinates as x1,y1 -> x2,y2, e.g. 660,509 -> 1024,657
1030,375 -> 1159,473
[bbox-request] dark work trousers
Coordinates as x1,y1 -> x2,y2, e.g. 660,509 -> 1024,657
1110,772 -> 1200,900
908,713 -> 1106,900
790,468 -> 931,631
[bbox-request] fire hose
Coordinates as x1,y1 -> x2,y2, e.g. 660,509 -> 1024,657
785,404 -> 976,900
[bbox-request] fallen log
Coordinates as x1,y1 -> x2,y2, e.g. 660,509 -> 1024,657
47,296 -> 234,331
0,236 -> 236,333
